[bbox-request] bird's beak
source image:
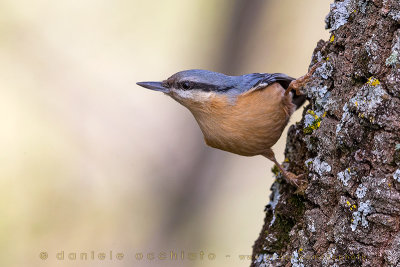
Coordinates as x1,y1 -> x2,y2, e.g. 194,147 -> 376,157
136,81 -> 170,93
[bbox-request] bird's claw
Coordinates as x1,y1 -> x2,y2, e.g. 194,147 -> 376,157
285,61 -> 323,96
283,172 -> 307,188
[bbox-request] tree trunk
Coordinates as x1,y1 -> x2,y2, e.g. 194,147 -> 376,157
251,0 -> 400,266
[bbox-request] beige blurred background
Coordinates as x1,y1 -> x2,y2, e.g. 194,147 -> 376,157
0,0 -> 330,266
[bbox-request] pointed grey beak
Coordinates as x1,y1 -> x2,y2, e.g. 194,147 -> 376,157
136,81 -> 169,93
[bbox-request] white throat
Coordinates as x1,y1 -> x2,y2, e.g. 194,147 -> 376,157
174,89 -> 216,102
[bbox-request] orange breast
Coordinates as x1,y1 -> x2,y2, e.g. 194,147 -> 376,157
188,83 -> 296,156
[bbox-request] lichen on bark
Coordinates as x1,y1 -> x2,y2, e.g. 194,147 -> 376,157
252,0 -> 400,266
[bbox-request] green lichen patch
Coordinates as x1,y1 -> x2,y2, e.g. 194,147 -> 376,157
261,193 -> 306,253
287,195 -> 306,215
271,165 -> 280,177
266,214 -> 295,251
304,110 -> 325,134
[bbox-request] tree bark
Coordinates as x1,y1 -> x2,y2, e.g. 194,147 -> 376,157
252,0 -> 400,266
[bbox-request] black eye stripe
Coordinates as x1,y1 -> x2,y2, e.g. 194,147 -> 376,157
179,81 -> 233,92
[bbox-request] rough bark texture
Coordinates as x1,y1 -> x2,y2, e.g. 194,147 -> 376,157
252,0 -> 400,266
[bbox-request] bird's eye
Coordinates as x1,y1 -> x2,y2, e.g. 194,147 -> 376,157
181,81 -> 191,90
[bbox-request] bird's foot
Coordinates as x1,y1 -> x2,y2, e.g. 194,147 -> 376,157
282,171 -> 307,190
284,62 -> 322,96
265,150 -> 308,190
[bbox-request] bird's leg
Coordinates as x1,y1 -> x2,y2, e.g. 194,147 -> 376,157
263,149 -> 305,187
284,63 -> 321,97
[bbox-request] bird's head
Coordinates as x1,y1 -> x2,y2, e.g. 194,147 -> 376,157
137,69 -> 304,111
137,69 -> 240,108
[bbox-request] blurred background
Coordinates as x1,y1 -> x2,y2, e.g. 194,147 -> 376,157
0,0 -> 330,266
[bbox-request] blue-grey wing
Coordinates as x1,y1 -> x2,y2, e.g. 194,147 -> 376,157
251,73 -> 295,90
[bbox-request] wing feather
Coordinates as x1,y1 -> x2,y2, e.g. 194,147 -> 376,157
252,73 -> 295,90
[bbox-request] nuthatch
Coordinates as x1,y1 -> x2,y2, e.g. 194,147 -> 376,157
137,66 -> 318,186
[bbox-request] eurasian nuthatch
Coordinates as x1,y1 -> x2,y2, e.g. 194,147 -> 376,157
137,66 -> 317,186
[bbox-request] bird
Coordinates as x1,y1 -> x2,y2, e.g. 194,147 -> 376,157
137,66 -> 318,186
